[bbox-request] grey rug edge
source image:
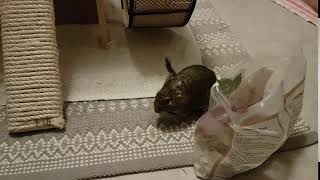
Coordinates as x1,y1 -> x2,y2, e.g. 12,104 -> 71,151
0,154 -> 192,180
1,131 -> 316,180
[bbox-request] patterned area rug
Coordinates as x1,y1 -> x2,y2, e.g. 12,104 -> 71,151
0,0 -> 317,179
0,99 -> 316,180
0,99 -> 194,180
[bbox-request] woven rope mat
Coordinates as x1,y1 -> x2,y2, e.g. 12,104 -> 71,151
0,0 -> 65,133
0,0 -> 317,179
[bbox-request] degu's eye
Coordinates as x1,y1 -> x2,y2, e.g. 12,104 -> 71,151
165,75 -> 175,82
161,97 -> 172,105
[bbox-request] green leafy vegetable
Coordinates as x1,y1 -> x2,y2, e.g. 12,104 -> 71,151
218,73 -> 242,96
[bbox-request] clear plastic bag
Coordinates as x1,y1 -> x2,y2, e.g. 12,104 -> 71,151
193,50 -> 306,179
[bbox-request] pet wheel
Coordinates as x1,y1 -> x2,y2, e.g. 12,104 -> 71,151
121,0 -> 197,28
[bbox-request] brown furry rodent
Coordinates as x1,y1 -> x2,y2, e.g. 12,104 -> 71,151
154,58 -> 217,124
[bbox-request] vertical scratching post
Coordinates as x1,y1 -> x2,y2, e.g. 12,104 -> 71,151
1,0 -> 65,133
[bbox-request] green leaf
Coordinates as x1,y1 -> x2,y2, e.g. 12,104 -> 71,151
233,73 -> 242,90
218,79 -> 234,96
218,73 -> 242,96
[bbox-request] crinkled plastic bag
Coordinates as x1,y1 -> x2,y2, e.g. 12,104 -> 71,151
193,50 -> 306,179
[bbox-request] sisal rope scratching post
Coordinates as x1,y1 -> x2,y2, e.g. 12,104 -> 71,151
1,0 -> 65,133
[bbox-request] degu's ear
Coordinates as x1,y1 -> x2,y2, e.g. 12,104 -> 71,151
165,57 -> 176,75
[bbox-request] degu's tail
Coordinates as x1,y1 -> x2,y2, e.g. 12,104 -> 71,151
165,57 -> 176,75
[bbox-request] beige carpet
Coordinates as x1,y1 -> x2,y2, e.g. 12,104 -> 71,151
57,24 -> 200,102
